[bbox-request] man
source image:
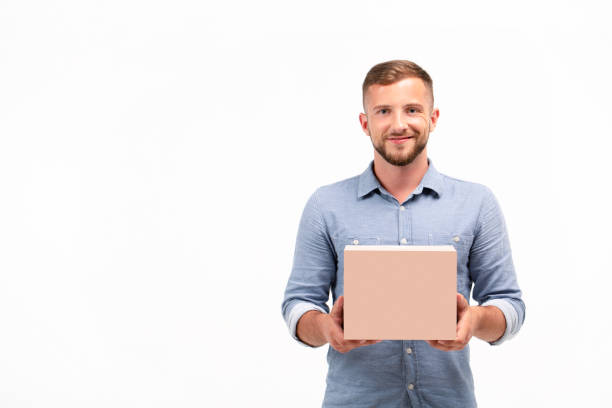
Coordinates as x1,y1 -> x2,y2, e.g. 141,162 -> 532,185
281,60 -> 525,407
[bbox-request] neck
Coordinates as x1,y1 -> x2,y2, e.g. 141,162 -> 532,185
372,150 -> 429,204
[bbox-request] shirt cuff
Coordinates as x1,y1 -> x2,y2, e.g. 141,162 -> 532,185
479,298 -> 520,346
287,302 -> 327,348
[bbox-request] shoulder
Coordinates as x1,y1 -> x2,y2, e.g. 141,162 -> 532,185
438,172 -> 507,233
438,171 -> 495,203
309,174 -> 361,207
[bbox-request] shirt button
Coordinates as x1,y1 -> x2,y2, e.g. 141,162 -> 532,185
353,239 -> 359,245
405,347 -> 412,354
408,384 -> 415,390
400,205 -> 405,211
400,238 -> 408,244
453,236 -> 460,242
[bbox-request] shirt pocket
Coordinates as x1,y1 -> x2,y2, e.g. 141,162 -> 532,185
341,236 -> 380,246
332,235 -> 380,254
428,232 -> 474,297
333,235 -> 380,268
331,236 -> 380,296
428,232 -> 473,251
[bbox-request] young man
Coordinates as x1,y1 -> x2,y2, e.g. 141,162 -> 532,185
281,60 -> 525,407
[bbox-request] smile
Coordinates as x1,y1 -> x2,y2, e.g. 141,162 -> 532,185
388,136 -> 413,144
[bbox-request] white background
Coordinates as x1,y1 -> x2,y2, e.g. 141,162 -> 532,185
1,0 -> 611,407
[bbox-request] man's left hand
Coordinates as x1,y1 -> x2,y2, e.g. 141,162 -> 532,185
426,293 -> 474,352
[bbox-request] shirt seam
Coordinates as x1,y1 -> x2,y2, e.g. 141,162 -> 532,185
313,188 -> 338,261
473,188 -> 488,237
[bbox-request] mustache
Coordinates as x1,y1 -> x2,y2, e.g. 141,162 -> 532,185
386,131 -> 417,139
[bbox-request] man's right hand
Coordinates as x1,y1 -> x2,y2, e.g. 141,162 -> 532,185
321,295 -> 382,353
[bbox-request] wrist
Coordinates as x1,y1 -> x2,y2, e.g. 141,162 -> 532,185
315,312 -> 332,341
470,306 -> 483,333
469,305 -> 506,343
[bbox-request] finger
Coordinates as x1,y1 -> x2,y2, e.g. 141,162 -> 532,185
428,340 -> 460,352
336,339 -> 380,353
331,296 -> 344,318
330,332 -> 348,353
331,338 -> 354,354
343,339 -> 378,346
326,319 -> 345,345
455,325 -> 470,345
329,317 -> 344,335
457,293 -> 468,311
426,340 -> 447,351
347,340 -> 381,346
432,339 -> 462,350
344,340 -> 379,352
455,308 -> 472,342
440,335 -> 470,350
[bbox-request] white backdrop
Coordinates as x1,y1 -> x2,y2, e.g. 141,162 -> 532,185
1,0 -> 611,407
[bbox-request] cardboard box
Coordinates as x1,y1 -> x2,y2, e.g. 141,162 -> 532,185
344,245 -> 457,340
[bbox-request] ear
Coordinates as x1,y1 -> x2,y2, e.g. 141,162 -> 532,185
359,112 -> 370,136
428,108 -> 440,132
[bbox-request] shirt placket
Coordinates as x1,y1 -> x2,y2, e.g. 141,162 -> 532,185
398,201 -> 410,245
399,199 -> 419,405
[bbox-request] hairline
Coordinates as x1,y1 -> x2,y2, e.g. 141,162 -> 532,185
362,76 -> 435,114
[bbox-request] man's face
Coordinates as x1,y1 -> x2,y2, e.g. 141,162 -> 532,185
359,77 -> 439,167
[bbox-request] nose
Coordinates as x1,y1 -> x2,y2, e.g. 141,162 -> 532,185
389,111 -> 408,134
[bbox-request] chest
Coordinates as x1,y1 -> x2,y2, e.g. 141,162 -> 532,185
324,193 -> 477,298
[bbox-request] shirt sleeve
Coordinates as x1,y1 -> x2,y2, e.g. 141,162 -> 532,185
281,189 -> 337,347
470,187 -> 526,346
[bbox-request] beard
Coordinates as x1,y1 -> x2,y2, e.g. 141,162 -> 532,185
371,130 -> 429,167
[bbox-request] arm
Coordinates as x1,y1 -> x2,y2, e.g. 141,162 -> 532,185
281,189 -> 334,347
469,186 -> 525,345
427,293 -> 507,352
281,190 -> 378,352
297,296 -> 381,352
472,304 -> 506,343
296,310 -> 327,347
428,187 -> 525,351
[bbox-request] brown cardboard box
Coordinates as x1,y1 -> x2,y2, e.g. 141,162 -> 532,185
344,245 -> 457,340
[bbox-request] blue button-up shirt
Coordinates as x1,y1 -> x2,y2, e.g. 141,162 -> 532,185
281,158 -> 525,408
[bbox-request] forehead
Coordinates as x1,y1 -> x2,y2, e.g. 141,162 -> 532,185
364,77 -> 430,108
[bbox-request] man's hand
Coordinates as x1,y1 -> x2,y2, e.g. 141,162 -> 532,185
426,293 -> 474,352
322,296 -> 382,353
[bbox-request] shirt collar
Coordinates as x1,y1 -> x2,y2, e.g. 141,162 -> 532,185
357,157 -> 444,199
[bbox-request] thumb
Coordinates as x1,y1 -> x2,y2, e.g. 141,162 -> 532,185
457,293 -> 468,311
331,295 -> 344,318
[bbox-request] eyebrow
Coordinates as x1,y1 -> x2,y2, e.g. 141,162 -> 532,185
372,103 -> 425,111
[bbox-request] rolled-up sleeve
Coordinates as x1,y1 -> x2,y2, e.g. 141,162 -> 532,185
470,187 -> 526,345
281,189 -> 337,347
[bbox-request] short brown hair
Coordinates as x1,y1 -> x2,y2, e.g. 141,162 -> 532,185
362,60 -> 434,110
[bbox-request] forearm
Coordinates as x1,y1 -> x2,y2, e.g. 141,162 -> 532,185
471,305 -> 506,343
296,310 -> 329,347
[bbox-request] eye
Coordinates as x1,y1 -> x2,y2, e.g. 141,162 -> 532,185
406,107 -> 419,114
378,108 -> 389,115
